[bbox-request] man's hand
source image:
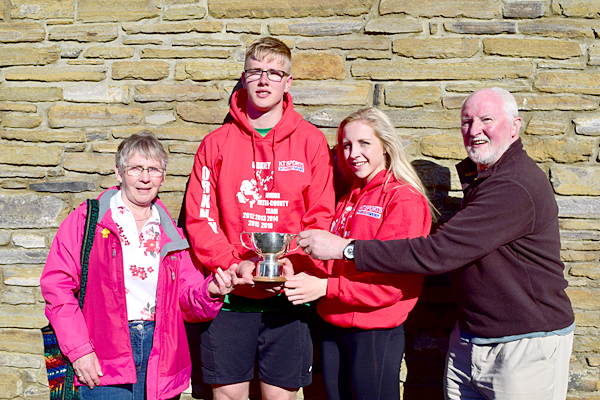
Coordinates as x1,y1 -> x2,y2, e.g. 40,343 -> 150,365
73,351 -> 103,389
284,272 -> 327,305
298,230 -> 351,261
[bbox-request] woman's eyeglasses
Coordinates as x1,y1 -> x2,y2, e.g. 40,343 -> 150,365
123,166 -> 164,178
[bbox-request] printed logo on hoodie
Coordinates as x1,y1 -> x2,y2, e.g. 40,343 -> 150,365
356,205 -> 383,219
278,160 -> 305,173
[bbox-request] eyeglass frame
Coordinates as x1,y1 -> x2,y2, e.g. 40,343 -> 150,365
121,165 -> 165,178
243,68 -> 290,83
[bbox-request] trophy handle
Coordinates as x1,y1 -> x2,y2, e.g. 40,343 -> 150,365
286,234 -> 300,253
240,232 -> 255,251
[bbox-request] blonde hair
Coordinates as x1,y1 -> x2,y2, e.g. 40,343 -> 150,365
245,37 -> 292,72
336,108 -> 437,220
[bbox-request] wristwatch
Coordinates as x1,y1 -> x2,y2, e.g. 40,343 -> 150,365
343,240 -> 355,261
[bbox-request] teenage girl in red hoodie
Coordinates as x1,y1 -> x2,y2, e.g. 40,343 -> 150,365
284,108 -> 435,400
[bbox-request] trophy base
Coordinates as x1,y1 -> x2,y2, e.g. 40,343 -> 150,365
253,276 -> 287,283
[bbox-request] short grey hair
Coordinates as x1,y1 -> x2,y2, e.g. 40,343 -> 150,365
115,130 -> 168,171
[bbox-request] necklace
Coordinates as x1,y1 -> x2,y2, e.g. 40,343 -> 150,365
134,210 -> 152,221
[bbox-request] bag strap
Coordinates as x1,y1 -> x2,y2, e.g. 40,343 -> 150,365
78,199 -> 99,310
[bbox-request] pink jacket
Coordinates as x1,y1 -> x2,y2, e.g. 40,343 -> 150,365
41,188 -> 222,400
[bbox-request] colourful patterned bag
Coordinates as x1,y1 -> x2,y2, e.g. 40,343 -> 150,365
41,199 -> 99,400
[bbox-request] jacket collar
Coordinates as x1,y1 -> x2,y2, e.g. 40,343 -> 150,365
456,138 -> 523,191
97,188 -> 189,257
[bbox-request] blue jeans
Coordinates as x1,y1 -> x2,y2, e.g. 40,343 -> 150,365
79,321 -> 154,400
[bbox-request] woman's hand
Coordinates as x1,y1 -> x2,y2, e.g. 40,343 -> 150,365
73,352 -> 103,389
284,272 -> 327,305
298,230 -> 350,260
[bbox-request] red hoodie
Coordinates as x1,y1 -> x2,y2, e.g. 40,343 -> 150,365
186,89 -> 335,300
317,170 -> 431,329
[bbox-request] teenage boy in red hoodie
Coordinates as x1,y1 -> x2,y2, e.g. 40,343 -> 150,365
185,37 -> 335,400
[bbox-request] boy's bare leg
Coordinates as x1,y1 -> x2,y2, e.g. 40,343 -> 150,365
213,382 -> 250,400
260,382 -> 297,400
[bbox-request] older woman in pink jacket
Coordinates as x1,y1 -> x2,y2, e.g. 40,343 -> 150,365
41,131 -> 249,400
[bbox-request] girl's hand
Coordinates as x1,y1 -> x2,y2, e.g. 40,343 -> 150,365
284,272 -> 327,305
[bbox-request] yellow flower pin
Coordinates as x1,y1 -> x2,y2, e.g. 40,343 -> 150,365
101,228 -> 110,238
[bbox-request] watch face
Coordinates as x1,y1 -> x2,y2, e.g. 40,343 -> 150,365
344,243 -> 354,259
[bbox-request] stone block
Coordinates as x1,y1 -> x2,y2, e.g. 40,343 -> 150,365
0,23 -> 45,42
176,103 -> 230,124
164,155 -> 195,176
172,37 -> 240,47
364,17 -> 422,34
63,153 -> 116,174
0,144 -> 62,166
292,53 -> 346,80
112,61 -> 169,81
164,5 -> 207,20
12,234 -> 45,249
0,130 -> 86,143
483,38 -> 581,59
0,305 -> 47,328
289,83 -> 370,105
560,219 -> 600,231
48,24 -> 118,42
63,85 -> 130,104
574,311 -> 600,328
590,44 -> 600,66
0,87 -> 62,102
122,21 -> 221,34
169,143 -> 200,154
0,366 -> 22,398
146,112 -> 176,125
0,167 -> 47,179
3,114 -> 42,129
83,46 -> 135,59
297,37 -> 389,50
551,0 -> 600,17
421,133 -> 465,159
78,0 -> 160,22
92,143 -> 119,153
48,105 -> 143,128
522,136 -> 595,163
569,264 -> 600,280
1,287 -> 37,305
392,38 -> 479,59
0,250 -> 47,266
123,38 -> 163,45
113,126 -> 210,142
346,51 -> 392,60
563,241 -> 600,251
535,72 -> 600,94
140,48 -> 232,59
0,233 -> 10,246
525,114 -> 570,135
444,21 -> 516,34
380,0 -> 499,18
386,109 -> 461,129
503,1 -> 546,18
160,176 -> 189,192
175,60 -> 243,81
515,93 -> 597,111
385,84 -> 441,107
5,66 -> 105,82
135,84 -> 223,102
100,175 -> 119,188
574,114 -> 600,136
10,0 -> 74,20
351,59 -> 534,80
269,21 -> 361,36
0,352 -> 42,369
519,20 -> 594,38
567,288 -> 600,310
226,22 -> 261,34
551,166 -> 600,195
557,198 -> 600,219
29,181 -> 96,193
0,103 -> 37,112
446,80 -> 531,93
208,0 -> 375,18
0,46 -> 59,67
0,329 -> 43,354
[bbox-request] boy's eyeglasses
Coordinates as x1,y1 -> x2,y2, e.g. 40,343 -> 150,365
123,166 -> 164,178
244,69 -> 289,82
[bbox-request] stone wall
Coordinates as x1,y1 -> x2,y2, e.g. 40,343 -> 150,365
0,0 -> 599,398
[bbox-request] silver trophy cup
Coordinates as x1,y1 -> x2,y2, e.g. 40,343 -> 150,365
240,232 -> 299,282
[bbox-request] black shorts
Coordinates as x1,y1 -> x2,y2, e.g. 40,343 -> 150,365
199,309 -> 313,389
